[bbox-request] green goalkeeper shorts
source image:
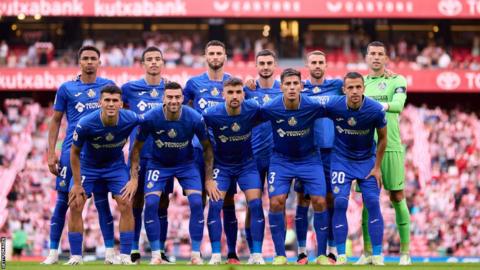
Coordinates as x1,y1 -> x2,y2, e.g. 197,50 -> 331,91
355,151 -> 405,192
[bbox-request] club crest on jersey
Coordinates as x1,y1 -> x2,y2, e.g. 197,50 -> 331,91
147,182 -> 154,189
59,180 -> 66,187
313,87 -> 321,94
168,129 -> 177,138
347,117 -> 357,127
377,82 -> 387,91
288,116 -> 297,126
87,89 -> 96,98
231,122 -> 240,132
269,185 -> 275,193
333,186 -> 340,194
73,130 -> 79,141
211,87 -> 219,96
105,133 -> 114,141
262,94 -> 271,104
151,88 -> 159,97
218,135 -> 228,143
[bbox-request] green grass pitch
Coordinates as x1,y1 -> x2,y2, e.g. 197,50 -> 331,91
6,262 -> 480,270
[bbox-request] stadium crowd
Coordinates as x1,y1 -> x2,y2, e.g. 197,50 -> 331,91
3,99 -> 479,258
1,32 -> 479,69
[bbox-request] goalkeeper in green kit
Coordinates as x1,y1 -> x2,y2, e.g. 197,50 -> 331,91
356,41 -> 411,266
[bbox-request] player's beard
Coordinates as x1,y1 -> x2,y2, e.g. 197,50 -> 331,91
259,71 -> 273,79
310,69 -> 324,80
208,61 -> 224,71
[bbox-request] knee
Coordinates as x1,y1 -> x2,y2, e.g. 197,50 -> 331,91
297,194 -> 310,207
116,199 -> 132,213
390,190 -> 405,202
209,199 -> 224,212
270,197 -> 285,212
311,196 -> 327,211
333,197 -> 349,211
223,194 -> 235,207
364,195 -> 380,208
144,195 -> 160,209
188,194 -> 203,210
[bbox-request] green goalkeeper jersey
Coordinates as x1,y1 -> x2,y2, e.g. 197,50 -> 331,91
364,74 -> 407,152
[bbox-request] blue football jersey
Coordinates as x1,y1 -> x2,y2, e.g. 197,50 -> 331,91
260,95 -> 326,158
244,80 -> 282,156
53,77 -> 114,153
324,96 -> 386,160
183,72 -> 231,114
72,109 -> 141,168
136,105 -> 208,167
203,99 -> 262,165
121,78 -> 165,159
302,79 -> 343,149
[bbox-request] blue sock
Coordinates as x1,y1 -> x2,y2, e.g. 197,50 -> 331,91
49,191 -> 68,250
327,207 -> 335,249
295,205 -> 309,250
207,199 -> 224,253
245,227 -> 253,253
332,197 -> 349,255
132,207 -> 143,251
68,232 -> 83,256
188,194 -> 204,252
144,195 -> 161,251
158,206 -> 168,251
94,192 -> 114,248
268,211 -> 286,256
120,231 -> 134,255
223,204 -> 237,254
364,196 -> 384,256
314,210 -> 329,256
248,199 -> 264,254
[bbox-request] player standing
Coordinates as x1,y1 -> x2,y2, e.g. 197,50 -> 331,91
243,49 -> 281,262
66,85 -> 141,265
203,77 -> 265,265
130,82 -> 214,265
294,50 -> 343,264
43,46 -> 116,264
261,68 -> 331,265
321,72 -> 387,265
121,46 -> 172,264
183,40 -> 240,263
358,41 -> 411,265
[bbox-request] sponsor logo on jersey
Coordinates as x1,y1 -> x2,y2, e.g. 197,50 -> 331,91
218,135 -> 228,143
137,101 -> 147,111
277,128 -> 286,137
75,102 -> 86,112
198,98 -> 208,109
377,82 -> 387,90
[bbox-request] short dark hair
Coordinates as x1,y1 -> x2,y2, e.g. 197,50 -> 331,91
280,68 -> 301,83
205,40 -> 226,51
100,85 -> 122,96
343,72 -> 364,83
141,46 -> 163,62
223,77 -> 244,88
367,41 -> 387,54
164,81 -> 183,91
256,49 -> 277,61
77,45 -> 100,59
